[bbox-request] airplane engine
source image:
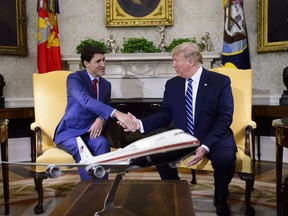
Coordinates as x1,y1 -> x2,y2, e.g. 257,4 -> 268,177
168,161 -> 178,168
169,159 -> 183,168
46,165 -> 62,178
86,165 -> 106,179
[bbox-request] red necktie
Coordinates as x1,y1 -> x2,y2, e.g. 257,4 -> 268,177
93,79 -> 97,98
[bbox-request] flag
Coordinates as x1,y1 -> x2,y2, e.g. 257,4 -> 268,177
221,0 -> 250,69
37,0 -> 61,73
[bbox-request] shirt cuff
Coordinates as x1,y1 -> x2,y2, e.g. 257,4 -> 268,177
110,109 -> 117,118
201,144 -> 210,153
139,119 -> 144,133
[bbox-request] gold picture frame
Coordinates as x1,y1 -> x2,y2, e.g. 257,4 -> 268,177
0,0 -> 27,56
257,0 -> 288,53
105,0 -> 173,27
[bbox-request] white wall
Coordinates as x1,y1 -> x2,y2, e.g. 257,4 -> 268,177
258,137 -> 288,163
0,138 -> 30,161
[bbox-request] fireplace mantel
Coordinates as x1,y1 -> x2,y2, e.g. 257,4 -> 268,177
62,52 -> 221,98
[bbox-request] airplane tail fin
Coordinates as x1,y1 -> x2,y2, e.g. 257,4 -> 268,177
76,136 -> 93,164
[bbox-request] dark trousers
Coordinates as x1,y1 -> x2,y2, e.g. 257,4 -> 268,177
157,147 -> 236,199
156,164 -> 180,180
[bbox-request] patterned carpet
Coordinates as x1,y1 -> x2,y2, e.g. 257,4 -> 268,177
0,168 -> 276,216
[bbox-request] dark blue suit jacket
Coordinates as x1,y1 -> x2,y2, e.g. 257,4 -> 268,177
54,69 -> 114,144
142,68 -> 236,152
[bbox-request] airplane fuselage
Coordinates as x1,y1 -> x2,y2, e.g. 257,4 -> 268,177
78,129 -> 200,167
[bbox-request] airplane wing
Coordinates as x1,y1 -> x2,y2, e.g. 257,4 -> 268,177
0,160 -> 134,178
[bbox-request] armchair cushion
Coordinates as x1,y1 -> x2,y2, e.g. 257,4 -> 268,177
180,143 -> 253,173
35,148 -> 75,172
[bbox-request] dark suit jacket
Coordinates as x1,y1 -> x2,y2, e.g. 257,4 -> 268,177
53,69 -> 114,144
141,68 -> 236,153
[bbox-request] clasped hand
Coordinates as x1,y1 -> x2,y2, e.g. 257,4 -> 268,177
113,111 -> 139,132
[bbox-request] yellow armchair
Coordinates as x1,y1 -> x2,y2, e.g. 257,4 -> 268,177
179,67 -> 256,215
31,71 -> 76,214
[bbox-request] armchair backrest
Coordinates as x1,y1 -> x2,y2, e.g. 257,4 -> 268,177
33,71 -> 71,150
211,67 -> 253,150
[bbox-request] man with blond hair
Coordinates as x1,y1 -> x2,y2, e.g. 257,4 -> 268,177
123,42 -> 236,215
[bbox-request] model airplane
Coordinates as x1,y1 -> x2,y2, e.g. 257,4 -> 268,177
1,129 -> 200,179
78,128 -> 200,178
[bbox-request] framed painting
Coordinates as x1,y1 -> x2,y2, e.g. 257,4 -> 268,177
257,0 -> 288,53
0,0 -> 27,56
105,0 -> 173,27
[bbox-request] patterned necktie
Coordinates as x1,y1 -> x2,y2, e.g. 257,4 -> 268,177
93,79 -> 98,98
185,78 -> 194,135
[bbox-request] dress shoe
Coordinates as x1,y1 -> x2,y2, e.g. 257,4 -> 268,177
214,197 -> 231,216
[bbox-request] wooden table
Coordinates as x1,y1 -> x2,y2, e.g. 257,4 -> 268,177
253,105 -> 288,161
0,119 -> 9,215
50,180 -> 195,216
272,118 -> 288,216
0,107 -> 35,162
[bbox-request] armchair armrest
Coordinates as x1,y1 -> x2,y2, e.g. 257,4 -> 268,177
244,121 -> 257,156
30,122 -> 40,131
245,121 -> 257,129
30,122 -> 43,157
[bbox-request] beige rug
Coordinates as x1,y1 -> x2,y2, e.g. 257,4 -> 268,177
0,170 -> 276,216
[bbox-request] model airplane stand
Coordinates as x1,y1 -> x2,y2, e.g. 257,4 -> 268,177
95,173 -> 137,216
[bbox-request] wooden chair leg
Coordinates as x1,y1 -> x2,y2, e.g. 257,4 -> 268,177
279,176 -> 288,216
191,169 -> 197,184
238,172 -> 255,216
34,172 -> 48,214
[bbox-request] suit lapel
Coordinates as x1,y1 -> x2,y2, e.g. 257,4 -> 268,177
174,77 -> 187,130
81,69 -> 97,98
194,69 -> 210,127
98,76 -> 105,102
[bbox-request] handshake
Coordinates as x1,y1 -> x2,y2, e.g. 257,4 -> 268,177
113,110 -> 140,132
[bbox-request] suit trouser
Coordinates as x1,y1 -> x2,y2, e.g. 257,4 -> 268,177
209,147 -> 236,199
58,133 -> 110,180
157,147 -> 236,199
